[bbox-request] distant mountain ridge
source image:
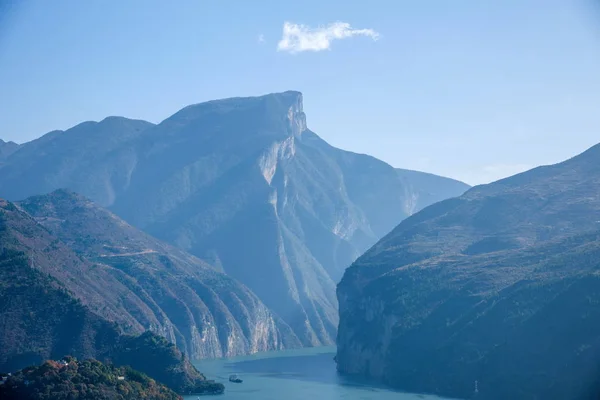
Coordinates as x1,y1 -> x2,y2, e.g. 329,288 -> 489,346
0,91 -> 469,347
336,142 -> 600,400
0,117 -> 154,205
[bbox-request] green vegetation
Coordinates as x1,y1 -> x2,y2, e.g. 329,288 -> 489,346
110,332 -> 224,395
0,358 -> 181,400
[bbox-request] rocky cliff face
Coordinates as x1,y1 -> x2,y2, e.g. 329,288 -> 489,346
337,143 -> 600,400
1,192 -> 296,367
0,91 -> 469,348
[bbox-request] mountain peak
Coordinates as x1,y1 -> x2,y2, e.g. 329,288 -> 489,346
41,188 -> 88,202
203,90 -> 302,106
0,139 -> 20,159
180,90 -> 303,112
98,116 -> 155,128
155,90 -> 307,143
174,90 -> 304,120
0,139 -> 18,147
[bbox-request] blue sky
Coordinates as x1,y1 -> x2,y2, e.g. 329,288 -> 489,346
1,0 -> 599,185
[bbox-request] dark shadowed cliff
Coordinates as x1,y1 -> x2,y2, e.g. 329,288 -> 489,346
337,143 -> 600,399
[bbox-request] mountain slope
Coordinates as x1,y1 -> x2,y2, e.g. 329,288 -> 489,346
0,199 -> 224,394
336,143 -> 600,400
0,243 -> 120,372
2,190 -> 297,364
0,91 -> 469,346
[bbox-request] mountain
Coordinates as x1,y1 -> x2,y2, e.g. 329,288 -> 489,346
0,198 -> 224,394
0,139 -> 19,161
0,91 -> 469,346
0,190 -> 299,370
0,117 -> 154,205
336,143 -> 600,400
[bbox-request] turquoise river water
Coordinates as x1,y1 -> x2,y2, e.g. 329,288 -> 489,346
186,346 -> 450,400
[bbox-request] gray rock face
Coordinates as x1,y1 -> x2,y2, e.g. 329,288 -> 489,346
14,190 -> 298,360
0,91 -> 469,348
337,143 -> 600,400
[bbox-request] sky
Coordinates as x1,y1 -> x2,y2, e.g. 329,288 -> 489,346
1,0 -> 600,185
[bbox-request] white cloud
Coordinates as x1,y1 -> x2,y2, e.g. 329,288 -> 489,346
258,34 -> 265,44
277,21 -> 380,54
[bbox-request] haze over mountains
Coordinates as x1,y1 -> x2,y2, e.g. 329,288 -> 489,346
337,142 -> 600,399
0,91 -> 469,348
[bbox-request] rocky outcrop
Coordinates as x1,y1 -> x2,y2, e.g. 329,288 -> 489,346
337,143 -> 600,400
0,91 -> 469,348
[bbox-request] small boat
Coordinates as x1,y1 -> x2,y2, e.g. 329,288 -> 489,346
229,374 -> 243,383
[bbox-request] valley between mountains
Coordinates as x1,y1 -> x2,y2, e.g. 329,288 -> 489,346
3,90 -> 600,400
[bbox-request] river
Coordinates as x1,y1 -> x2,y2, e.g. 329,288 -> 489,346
187,346 -> 449,400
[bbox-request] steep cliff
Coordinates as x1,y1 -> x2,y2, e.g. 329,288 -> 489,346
0,91 -> 469,347
337,143 -> 600,400
107,92 -> 469,345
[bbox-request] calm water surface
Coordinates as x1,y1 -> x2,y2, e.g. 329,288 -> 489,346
187,346 -> 450,400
